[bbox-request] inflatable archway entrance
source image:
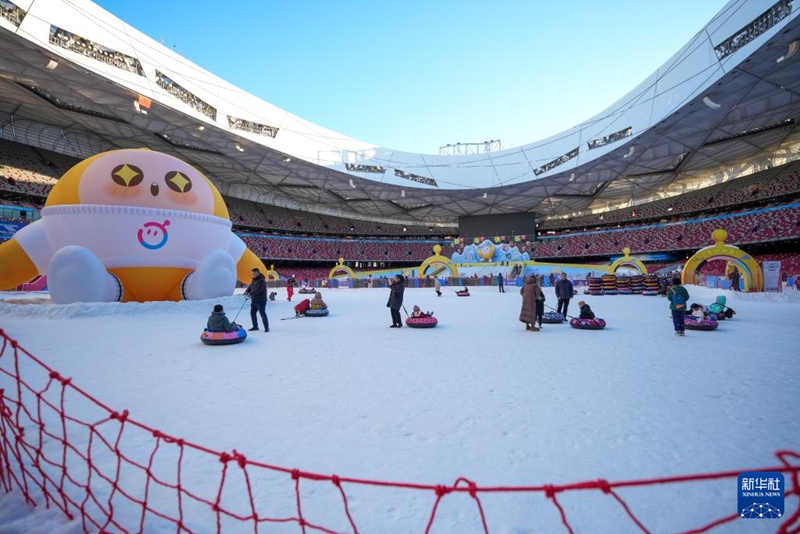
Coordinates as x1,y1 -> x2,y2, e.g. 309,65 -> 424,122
418,245 -> 460,278
608,248 -> 648,275
682,230 -> 762,291
328,258 -> 356,279
265,264 -> 281,281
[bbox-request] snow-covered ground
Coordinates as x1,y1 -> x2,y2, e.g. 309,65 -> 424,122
0,284 -> 798,533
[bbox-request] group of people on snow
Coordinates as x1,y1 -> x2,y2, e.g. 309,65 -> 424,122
207,270 -> 699,338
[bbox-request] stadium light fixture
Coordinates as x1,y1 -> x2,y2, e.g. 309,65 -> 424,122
196,125 -> 205,131
283,157 -> 291,163
777,40 -> 799,63
235,143 -> 244,152
703,96 -> 721,110
483,192 -> 488,198
401,190 -> 405,197
349,178 -> 356,188
45,60 -> 58,71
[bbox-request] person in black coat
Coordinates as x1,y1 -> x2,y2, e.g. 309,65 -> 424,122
534,281 -> 545,328
387,274 -> 405,328
555,273 -> 574,320
245,268 -> 269,332
578,300 -> 595,319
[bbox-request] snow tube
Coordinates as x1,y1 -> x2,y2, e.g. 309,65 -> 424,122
569,317 -> 606,330
684,317 -> 719,331
708,305 -> 734,319
201,326 -> 247,345
305,308 -> 329,317
456,290 -> 470,297
542,312 -> 565,324
298,288 -> 317,294
405,315 -> 438,328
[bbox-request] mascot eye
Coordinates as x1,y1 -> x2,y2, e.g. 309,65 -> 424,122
165,171 -> 193,193
111,164 -> 144,187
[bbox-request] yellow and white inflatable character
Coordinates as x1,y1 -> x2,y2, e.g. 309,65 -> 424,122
0,149 -> 265,303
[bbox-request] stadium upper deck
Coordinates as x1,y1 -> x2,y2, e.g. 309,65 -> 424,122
1,0 -> 800,227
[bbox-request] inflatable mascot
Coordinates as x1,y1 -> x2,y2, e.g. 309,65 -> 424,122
0,149 -> 265,303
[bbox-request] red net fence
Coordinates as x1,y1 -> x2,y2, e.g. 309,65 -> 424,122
1,327 -> 798,533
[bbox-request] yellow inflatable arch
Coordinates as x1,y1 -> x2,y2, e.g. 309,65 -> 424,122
265,264 -> 281,281
418,245 -> 460,278
608,248 -> 648,275
328,258 -> 356,279
682,229 -> 762,292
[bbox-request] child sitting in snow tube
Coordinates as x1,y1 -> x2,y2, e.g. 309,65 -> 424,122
298,287 -> 317,294
570,301 -> 606,329
305,292 -> 329,317
202,304 -> 247,345
456,287 -> 470,296
406,305 -> 437,328
707,296 -> 735,320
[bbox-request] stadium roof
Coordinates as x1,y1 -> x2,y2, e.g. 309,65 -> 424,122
1,0 -> 800,227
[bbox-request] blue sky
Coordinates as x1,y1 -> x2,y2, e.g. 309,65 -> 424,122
94,1 -> 727,154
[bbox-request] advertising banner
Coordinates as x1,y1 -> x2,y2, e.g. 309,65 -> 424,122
762,261 -> 781,292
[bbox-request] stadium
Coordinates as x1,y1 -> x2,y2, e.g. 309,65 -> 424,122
1,0 -> 799,532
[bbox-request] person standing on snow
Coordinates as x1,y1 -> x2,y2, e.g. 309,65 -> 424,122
245,268 -> 269,332
286,275 -> 298,301
667,276 -> 689,336
555,272 -> 574,320
519,276 -> 542,331
387,274 -> 405,328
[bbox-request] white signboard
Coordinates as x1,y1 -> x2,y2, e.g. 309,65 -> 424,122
762,261 -> 781,292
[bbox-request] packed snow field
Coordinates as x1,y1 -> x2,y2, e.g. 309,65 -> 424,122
0,284 -> 798,533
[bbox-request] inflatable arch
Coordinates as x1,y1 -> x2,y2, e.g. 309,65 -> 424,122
418,245 -> 460,278
328,258 -> 356,279
265,264 -> 281,281
682,230 -> 762,292
608,248 -> 648,275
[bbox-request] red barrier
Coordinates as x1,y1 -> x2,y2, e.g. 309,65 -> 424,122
1,328 -> 798,533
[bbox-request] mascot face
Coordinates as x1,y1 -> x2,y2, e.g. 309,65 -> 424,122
47,149 -> 226,218
477,240 -> 496,261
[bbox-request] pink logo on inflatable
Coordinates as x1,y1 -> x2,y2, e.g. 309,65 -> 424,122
137,219 -> 170,250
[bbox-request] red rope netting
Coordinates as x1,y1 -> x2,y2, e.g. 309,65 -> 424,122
0,328 -> 798,533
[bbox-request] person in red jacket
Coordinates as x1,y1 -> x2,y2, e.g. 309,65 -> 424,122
294,298 -> 311,317
286,275 -> 298,301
